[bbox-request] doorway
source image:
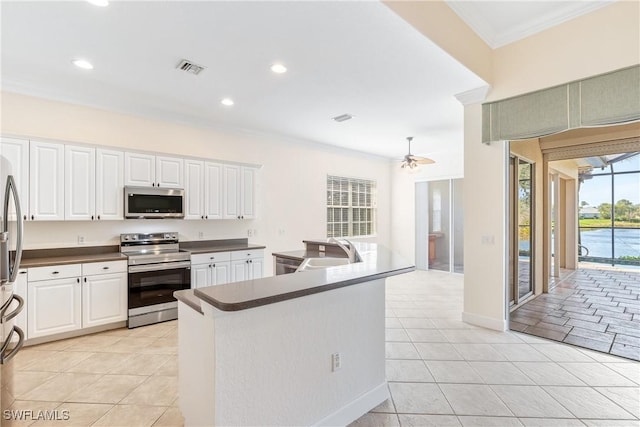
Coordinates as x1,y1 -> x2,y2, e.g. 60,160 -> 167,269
415,178 -> 464,273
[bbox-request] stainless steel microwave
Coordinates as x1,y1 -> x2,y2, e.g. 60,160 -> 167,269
124,186 -> 185,219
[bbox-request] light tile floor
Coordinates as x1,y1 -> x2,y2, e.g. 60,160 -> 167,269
7,322 -> 182,427
351,270 -> 640,427
8,270 -> 640,426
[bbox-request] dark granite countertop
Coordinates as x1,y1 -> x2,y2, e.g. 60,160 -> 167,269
19,246 -> 127,268
176,242 -> 414,312
180,239 -> 266,254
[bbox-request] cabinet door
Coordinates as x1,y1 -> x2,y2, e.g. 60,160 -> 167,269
28,277 -> 82,338
96,149 -> 124,220
156,155 -> 183,188
191,263 -> 210,289
65,145 -> 96,220
82,272 -> 127,328
0,137 -> 29,222
184,160 -> 204,220
230,259 -> 248,283
204,162 -> 223,220
241,167 -> 256,219
223,165 -> 240,219
29,140 -> 65,221
212,262 -> 230,286
124,152 -> 155,187
249,258 -> 264,280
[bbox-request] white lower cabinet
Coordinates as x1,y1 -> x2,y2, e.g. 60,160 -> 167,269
191,250 -> 262,287
27,260 -> 127,339
82,272 -> 127,328
230,250 -> 264,282
191,252 -> 231,288
28,276 -> 82,339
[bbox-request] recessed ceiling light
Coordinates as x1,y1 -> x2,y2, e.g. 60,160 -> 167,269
270,63 -> 287,74
221,98 -> 234,106
72,59 -> 94,70
86,0 -> 109,6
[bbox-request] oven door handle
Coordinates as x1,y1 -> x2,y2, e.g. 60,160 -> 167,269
128,261 -> 192,274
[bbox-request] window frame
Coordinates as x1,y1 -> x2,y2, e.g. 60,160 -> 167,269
326,175 -> 377,238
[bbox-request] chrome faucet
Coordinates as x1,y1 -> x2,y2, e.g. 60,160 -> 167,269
328,237 -> 356,263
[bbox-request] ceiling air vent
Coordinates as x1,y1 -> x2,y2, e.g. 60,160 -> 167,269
333,114 -> 354,122
176,59 -> 206,75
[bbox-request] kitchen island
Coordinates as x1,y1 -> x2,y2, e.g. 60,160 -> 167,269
174,241 -> 414,426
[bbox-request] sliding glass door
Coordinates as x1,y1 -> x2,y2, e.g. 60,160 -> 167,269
415,178 -> 464,273
509,156 -> 534,305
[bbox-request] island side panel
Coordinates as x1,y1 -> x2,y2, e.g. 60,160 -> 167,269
178,302 -> 216,426
208,278 -> 387,426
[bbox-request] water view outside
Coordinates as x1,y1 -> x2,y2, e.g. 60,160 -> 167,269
579,153 -> 639,266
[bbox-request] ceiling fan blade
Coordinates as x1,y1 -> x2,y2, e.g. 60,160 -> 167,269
414,157 -> 435,165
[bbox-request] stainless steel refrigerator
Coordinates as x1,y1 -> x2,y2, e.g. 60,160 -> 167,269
0,175 -> 25,415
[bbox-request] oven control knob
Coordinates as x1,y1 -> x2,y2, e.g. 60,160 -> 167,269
124,235 -> 130,241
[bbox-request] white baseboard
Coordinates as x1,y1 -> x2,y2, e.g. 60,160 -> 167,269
314,382 -> 389,427
462,311 -> 506,331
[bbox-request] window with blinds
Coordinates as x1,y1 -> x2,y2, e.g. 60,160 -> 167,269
327,175 -> 377,238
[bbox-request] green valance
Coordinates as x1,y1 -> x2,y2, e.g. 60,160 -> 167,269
482,65 -> 640,143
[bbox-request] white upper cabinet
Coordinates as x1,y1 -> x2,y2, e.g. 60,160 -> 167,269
241,167 -> 256,219
96,148 -> 124,220
30,140 -> 65,221
156,155 -> 184,188
204,162 -> 223,220
65,145 -> 96,221
0,137 -> 29,222
184,159 -> 204,220
223,165 -> 240,219
223,165 -> 256,220
124,152 -> 183,188
124,152 -> 155,187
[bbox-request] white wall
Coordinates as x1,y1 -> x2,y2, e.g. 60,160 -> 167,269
0,92 -> 392,277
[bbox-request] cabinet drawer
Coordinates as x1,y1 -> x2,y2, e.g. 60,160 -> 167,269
231,249 -> 264,261
83,260 -> 127,276
28,264 -> 81,281
191,251 -> 231,265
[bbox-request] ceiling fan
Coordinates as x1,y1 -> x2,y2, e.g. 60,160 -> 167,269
401,137 -> 434,170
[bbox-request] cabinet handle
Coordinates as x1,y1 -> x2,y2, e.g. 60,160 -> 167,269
52,271 -> 59,275
31,215 -> 34,220
212,264 -> 216,268
23,215 -> 27,220
157,183 -> 160,187
19,271 -> 26,274
103,266 -> 109,270
201,215 -> 204,219
205,215 -> 208,219
152,183 -> 155,187
76,278 -> 79,283
84,277 -> 87,282
241,216 -> 244,219
97,215 -> 101,220
91,215 -> 94,220
237,216 -> 240,219
250,260 -> 253,263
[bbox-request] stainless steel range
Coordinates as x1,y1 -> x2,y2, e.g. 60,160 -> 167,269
121,232 -> 191,328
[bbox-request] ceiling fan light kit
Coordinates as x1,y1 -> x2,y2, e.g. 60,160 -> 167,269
400,136 -> 434,170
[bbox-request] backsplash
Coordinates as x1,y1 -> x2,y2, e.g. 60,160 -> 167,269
21,219 -> 260,249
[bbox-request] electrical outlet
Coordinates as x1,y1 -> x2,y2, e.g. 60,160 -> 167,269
77,235 -> 85,244
198,231 -> 204,239
319,245 -> 325,252
331,353 -> 341,372
247,229 -> 253,237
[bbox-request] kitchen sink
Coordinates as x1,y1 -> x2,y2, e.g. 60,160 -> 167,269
296,257 -> 351,271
